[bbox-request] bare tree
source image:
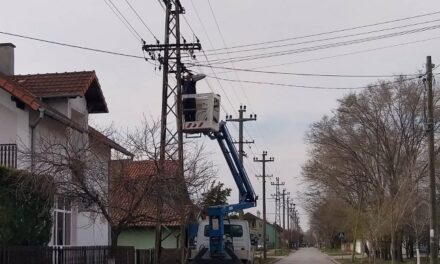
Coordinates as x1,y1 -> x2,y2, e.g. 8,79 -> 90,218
303,78 -> 436,263
124,117 -> 216,263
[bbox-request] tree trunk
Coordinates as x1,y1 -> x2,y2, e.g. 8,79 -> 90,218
154,223 -> 162,264
109,229 -> 120,264
179,222 -> 186,264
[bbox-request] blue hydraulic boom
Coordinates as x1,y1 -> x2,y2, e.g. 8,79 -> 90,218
204,121 -> 257,258
182,74 -> 257,261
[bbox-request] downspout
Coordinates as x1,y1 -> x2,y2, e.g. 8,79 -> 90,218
30,108 -> 45,172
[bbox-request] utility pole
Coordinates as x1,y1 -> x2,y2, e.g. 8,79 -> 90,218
281,189 -> 290,229
426,55 -> 438,264
226,105 -> 257,163
271,192 -> 279,224
254,151 -> 274,260
227,105 -> 256,218
286,197 -> 290,230
271,177 -> 285,225
287,197 -> 290,248
142,1 -> 201,263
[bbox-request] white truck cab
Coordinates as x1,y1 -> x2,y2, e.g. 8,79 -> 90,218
190,219 -> 255,264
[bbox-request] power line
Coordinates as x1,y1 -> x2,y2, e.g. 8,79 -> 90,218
103,0 -> 141,43
204,10 -> 440,52
123,0 -> 159,41
203,18 -> 440,57
105,0 -> 144,42
208,75 -> 425,90
0,31 -> 147,59
206,24 -> 440,65
206,0 -> 253,109
187,0 -> 245,116
190,64 -> 419,78
200,35 -> 440,73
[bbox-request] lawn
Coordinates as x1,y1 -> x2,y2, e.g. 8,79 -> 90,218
337,257 -> 429,264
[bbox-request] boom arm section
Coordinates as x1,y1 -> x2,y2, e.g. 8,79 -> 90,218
208,121 -> 257,206
205,121 -> 257,259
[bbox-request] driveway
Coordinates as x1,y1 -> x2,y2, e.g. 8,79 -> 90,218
277,247 -> 334,264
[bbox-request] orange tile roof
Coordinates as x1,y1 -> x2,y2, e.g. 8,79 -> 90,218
12,71 -> 108,113
110,160 -> 194,227
13,71 -> 96,97
0,71 -> 41,111
0,72 -> 129,154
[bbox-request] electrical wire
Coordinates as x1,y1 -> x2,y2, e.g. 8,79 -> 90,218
123,0 -> 159,41
105,0 -> 144,42
189,64 -> 419,78
103,0 -> 142,43
0,31 -> 147,59
196,35 -> 440,73
206,0 -> 253,109
203,18 -> 440,57
204,10 -> 440,52
208,74 -> 425,90
206,24 -> 440,65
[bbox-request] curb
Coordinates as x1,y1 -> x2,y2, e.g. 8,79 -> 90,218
331,258 -> 342,264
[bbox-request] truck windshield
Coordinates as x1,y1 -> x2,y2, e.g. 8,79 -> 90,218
204,224 -> 243,237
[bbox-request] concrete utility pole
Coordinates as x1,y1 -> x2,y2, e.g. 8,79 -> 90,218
287,197 -> 290,231
254,151 -> 274,260
226,105 -> 256,163
271,177 -> 285,225
142,1 -> 201,263
227,105 -> 256,218
290,203 -> 295,247
281,189 -> 290,229
426,56 -> 438,264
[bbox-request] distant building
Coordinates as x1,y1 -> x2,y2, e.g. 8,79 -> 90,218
243,212 -> 282,249
110,160 -> 197,249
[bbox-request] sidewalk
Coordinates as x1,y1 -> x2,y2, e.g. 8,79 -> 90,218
254,249 -> 296,264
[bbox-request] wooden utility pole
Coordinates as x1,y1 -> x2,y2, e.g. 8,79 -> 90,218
254,151 -> 274,260
426,55 -> 438,264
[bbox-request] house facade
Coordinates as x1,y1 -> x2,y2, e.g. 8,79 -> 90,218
243,212 -> 282,249
0,43 -> 132,246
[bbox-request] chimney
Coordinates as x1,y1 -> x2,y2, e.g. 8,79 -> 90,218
0,43 -> 15,75
257,211 -> 261,219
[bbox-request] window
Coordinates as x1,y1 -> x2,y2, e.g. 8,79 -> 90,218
204,224 -> 243,237
53,196 -> 72,245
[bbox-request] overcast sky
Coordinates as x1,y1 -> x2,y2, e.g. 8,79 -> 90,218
2,0 -> 440,230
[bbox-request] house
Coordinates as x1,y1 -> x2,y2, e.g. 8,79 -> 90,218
110,160 -> 196,250
0,43 -> 132,246
243,212 -> 282,249
243,212 -> 265,244
266,222 -> 282,249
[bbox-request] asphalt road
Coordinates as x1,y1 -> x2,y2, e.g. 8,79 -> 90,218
277,247 -> 334,264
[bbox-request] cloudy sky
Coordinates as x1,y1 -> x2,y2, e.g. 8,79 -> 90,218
2,0 -> 440,230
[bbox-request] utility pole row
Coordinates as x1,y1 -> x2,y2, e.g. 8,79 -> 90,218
271,177 -> 285,225
254,151 -> 274,260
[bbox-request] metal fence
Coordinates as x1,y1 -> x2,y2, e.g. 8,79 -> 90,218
0,144 -> 17,169
135,248 -> 182,264
0,246 -> 135,264
0,246 -> 182,264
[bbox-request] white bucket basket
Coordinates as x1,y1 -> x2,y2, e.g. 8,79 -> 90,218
182,93 -> 221,133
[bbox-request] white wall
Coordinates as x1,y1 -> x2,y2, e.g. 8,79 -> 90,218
75,211 -> 109,246
0,87 -> 111,246
0,88 -> 30,149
